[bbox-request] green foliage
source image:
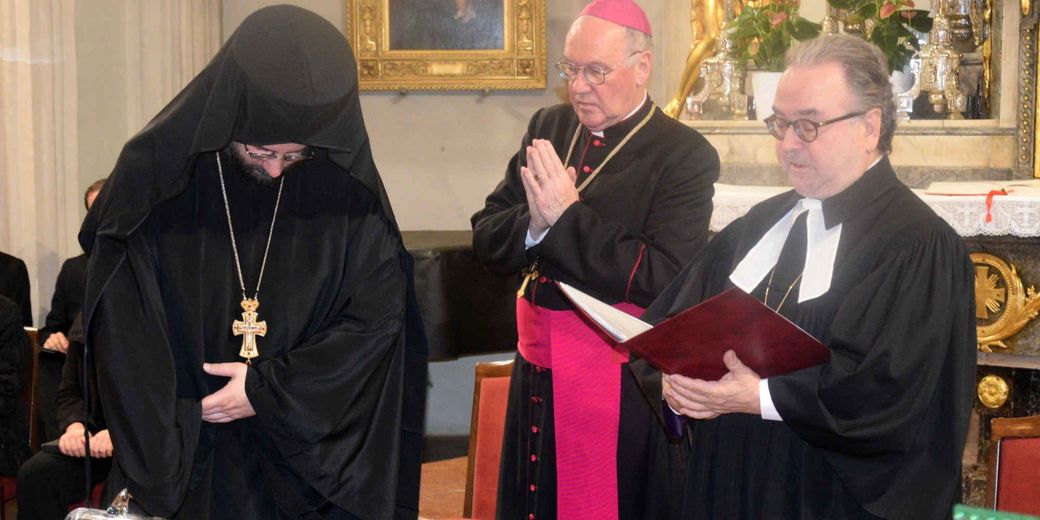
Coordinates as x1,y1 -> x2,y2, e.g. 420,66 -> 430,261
828,0 -> 933,72
728,1 -> 822,72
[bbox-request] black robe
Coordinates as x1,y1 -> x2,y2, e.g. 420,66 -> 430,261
36,253 -> 87,441
0,295 -> 31,475
79,6 -> 426,519
472,98 -> 719,519
0,251 -> 31,326
38,254 -> 86,347
637,158 -> 976,519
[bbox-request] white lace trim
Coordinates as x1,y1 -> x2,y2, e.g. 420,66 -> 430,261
711,184 -> 1040,238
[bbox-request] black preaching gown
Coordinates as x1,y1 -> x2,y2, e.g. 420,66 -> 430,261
91,155 -> 412,519
472,98 -> 719,519
638,158 -> 977,519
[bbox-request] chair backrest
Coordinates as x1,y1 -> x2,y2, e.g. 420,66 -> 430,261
21,327 -> 39,451
987,415 -> 1040,515
463,360 -> 513,520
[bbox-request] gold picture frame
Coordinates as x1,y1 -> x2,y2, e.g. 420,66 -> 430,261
345,0 -> 547,91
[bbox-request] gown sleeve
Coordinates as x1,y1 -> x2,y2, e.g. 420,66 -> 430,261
38,259 -> 77,345
244,206 -> 404,445
242,202 -> 412,518
629,221 -> 744,429
470,111 -> 543,276
90,228 -> 202,516
535,141 -> 718,305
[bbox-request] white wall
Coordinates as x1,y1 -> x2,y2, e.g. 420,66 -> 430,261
76,3 -> 131,205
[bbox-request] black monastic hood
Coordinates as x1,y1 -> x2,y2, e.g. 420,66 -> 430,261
80,4 -> 395,252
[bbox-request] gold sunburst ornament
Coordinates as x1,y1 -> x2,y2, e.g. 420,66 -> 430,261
971,253 -> 1040,352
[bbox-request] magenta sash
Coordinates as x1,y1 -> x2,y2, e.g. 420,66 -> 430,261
516,296 -> 643,519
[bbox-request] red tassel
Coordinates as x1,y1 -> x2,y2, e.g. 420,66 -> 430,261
984,189 -> 1006,223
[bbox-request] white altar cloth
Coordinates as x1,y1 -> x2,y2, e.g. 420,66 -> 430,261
711,184 -> 1040,238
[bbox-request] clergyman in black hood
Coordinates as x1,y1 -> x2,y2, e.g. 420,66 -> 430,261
79,6 -> 427,518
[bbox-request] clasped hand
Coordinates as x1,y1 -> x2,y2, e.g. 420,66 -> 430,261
520,139 -> 580,237
43,331 -> 70,353
662,350 -> 762,420
59,423 -> 113,458
201,362 -> 256,423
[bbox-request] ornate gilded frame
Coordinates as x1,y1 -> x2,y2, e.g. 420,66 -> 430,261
345,0 -> 547,91
1024,2 -> 1040,177
1019,0 -> 1040,176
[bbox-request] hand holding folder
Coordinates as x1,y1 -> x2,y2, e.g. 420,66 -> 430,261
557,282 -> 829,381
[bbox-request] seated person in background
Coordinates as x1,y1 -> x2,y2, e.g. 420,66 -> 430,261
0,295 -> 31,476
0,251 -> 31,326
36,178 -> 107,442
17,314 -> 111,520
636,34 -> 977,519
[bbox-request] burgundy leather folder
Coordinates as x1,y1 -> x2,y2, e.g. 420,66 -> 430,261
625,288 -> 829,380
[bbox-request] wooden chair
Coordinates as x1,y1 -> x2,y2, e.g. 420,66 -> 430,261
986,415 -> 1040,515
2,327 -> 40,520
461,360 -> 513,519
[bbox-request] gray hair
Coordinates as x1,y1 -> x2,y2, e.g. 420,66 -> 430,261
786,34 -> 895,155
625,27 -> 653,55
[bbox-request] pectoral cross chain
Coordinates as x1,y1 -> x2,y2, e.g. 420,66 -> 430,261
232,298 -> 267,363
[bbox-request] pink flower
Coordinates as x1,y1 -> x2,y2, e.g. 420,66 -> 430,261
880,2 -> 897,18
899,9 -> 917,18
770,11 -> 788,27
899,0 -> 914,7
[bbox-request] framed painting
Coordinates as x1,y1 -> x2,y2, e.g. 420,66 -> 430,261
345,0 -> 547,91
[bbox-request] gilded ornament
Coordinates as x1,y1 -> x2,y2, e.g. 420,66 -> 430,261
345,0 -> 547,91
972,253 -> 1040,352
977,374 -> 1009,409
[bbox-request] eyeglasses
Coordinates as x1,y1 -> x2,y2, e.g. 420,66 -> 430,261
764,111 -> 867,143
555,51 -> 642,85
243,144 -> 315,162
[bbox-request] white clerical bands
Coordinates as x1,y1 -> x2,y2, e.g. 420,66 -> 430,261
729,198 -> 843,304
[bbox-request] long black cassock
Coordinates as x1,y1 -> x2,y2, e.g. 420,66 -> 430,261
79,6 -> 426,519
636,158 -> 976,519
472,98 -> 719,519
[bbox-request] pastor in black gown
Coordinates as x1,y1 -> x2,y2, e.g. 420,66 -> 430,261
637,157 -> 977,519
472,97 -> 718,519
78,6 -> 427,519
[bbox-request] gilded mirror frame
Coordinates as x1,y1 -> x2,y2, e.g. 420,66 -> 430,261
1029,6 -> 1040,177
345,0 -> 547,91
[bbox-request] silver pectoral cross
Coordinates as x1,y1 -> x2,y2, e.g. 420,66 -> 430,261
232,298 -> 267,362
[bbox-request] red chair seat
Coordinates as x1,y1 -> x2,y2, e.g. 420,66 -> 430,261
463,360 -> 513,520
2,476 -> 15,502
996,436 -> 1040,514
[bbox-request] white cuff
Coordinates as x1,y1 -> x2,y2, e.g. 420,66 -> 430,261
525,227 -> 549,248
665,398 -> 681,416
759,379 -> 783,421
